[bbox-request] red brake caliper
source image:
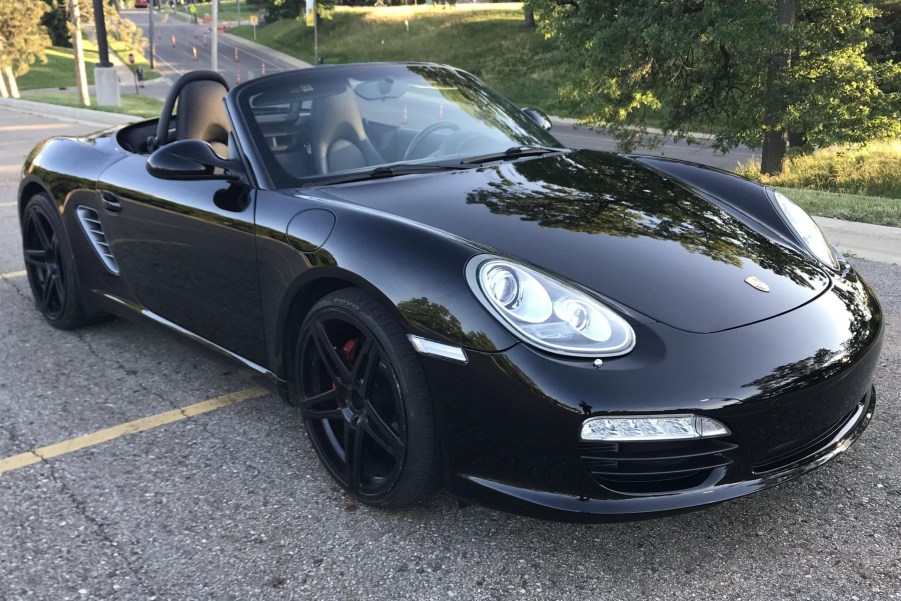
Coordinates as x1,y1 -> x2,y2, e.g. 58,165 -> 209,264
335,337 -> 364,390
343,337 -> 364,363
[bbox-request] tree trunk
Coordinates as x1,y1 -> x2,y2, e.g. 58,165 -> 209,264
0,75 -> 8,99
524,9 -> 535,28
760,0 -> 795,176
3,67 -> 20,98
71,0 -> 91,107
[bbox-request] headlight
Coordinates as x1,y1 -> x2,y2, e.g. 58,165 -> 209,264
467,256 -> 635,357
770,190 -> 840,270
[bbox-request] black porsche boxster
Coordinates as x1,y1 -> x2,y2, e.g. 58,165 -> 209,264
18,64 -> 883,520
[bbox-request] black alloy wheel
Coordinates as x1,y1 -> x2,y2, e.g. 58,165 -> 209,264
21,194 -> 89,329
293,289 -> 438,507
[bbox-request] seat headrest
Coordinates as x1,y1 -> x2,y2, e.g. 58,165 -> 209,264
175,79 -> 231,148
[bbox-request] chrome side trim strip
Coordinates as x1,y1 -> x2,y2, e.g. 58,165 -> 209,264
100,292 -> 280,380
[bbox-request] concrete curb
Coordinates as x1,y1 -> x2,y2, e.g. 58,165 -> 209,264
0,98 -> 140,128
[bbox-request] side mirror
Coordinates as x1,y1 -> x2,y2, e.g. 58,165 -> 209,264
147,139 -> 234,180
522,107 -> 552,131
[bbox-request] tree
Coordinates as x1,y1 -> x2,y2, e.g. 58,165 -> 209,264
43,0 -> 71,46
526,0 -> 901,174
69,0 -> 90,106
0,0 -> 52,98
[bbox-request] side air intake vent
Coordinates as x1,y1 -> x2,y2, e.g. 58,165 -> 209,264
76,206 -> 119,274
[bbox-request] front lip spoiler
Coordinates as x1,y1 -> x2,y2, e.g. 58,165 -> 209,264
453,386 -> 876,523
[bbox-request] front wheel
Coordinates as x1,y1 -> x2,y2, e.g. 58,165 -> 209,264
21,194 -> 90,330
291,289 -> 439,508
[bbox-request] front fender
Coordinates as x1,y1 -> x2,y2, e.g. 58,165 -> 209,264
254,190 -> 518,380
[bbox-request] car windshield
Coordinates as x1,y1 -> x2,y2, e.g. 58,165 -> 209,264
232,63 -> 563,189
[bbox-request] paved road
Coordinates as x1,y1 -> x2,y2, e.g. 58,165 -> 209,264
549,124 -> 759,171
2,108 -> 900,600
126,8 -> 302,91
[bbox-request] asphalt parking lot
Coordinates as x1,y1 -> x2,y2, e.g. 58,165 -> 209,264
1,107 -> 900,601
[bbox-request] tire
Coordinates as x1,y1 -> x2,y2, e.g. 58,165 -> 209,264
21,194 -> 91,330
291,288 -> 439,508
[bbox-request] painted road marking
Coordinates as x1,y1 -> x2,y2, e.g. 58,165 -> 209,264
0,201 -> 16,208
0,164 -> 20,173
0,387 -> 268,475
0,270 -> 26,280
0,124 -> 74,132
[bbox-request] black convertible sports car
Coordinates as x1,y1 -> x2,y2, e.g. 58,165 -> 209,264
18,64 -> 883,520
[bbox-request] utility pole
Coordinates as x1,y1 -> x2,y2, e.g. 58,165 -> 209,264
148,0 -> 155,69
212,0 -> 219,72
313,0 -> 319,64
93,0 -> 121,106
92,0 -> 112,67
70,0 -> 90,106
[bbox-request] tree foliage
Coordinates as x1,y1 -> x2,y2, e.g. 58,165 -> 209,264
262,0 -> 334,22
0,0 -> 51,77
41,0 -> 146,53
526,0 -> 901,173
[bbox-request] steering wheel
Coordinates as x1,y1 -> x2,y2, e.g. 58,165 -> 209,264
151,70 -> 230,151
403,121 -> 460,160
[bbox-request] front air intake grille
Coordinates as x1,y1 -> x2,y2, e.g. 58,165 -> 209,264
580,438 -> 738,495
752,400 -> 863,474
76,206 -> 119,274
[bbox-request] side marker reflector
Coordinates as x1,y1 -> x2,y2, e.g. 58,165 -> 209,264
408,335 -> 467,364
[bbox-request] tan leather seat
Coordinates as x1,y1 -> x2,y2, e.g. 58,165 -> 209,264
310,90 -> 383,174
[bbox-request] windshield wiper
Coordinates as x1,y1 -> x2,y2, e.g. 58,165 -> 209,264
458,145 -> 567,166
304,162 -> 466,187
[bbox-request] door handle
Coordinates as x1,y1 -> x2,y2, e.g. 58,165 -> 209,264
101,192 -> 122,213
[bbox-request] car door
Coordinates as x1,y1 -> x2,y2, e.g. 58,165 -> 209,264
96,152 -> 268,367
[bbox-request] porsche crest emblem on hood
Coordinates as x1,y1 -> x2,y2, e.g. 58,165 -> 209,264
745,276 -> 770,293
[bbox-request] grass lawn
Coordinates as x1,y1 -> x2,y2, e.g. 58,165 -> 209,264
17,44 -> 160,92
198,0 -> 257,24
736,140 -> 901,225
168,0 -> 258,25
230,4 -> 567,111
17,47 -> 99,90
20,90 -> 164,119
778,187 -> 901,228
739,141 -> 901,199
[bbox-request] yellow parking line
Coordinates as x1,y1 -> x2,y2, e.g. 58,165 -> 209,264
0,165 -> 19,173
0,201 -> 16,207
0,387 -> 268,475
1,270 -> 26,280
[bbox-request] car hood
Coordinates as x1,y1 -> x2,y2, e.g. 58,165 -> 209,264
317,150 -> 830,333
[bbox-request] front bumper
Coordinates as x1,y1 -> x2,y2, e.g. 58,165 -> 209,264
421,270 -> 884,521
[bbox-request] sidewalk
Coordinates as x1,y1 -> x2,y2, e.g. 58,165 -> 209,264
814,217 -> 901,265
0,98 -> 897,265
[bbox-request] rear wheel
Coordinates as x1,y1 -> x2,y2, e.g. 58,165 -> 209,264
21,194 -> 90,330
292,289 -> 438,507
